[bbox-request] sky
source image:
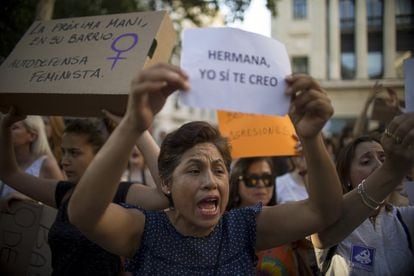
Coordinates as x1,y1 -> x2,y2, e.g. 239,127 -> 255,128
226,0 -> 271,37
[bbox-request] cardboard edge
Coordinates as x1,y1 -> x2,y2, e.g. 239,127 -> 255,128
144,11 -> 177,68
0,93 -> 128,117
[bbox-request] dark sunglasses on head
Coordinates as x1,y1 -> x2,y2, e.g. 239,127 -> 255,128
239,173 -> 274,188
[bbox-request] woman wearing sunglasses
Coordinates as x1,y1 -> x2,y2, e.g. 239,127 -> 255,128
228,157 -> 313,276
228,157 -> 276,209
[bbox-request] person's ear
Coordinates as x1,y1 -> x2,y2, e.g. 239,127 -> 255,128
161,179 -> 175,209
160,179 -> 171,195
28,131 -> 37,143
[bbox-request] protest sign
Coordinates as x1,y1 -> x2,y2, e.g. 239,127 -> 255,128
0,11 -> 176,116
404,58 -> 414,112
0,201 -> 57,275
217,111 -> 296,158
179,27 -> 291,116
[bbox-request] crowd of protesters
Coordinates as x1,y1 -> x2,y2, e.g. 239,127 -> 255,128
0,60 -> 412,276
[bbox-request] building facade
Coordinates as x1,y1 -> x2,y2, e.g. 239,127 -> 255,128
272,0 -> 413,134
153,0 -> 414,141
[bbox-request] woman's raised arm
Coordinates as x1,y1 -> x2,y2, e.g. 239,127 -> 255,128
68,63 -> 189,257
312,113 -> 414,249
256,75 -> 342,250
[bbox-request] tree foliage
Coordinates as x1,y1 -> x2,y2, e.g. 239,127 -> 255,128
53,1 -> 278,24
0,0 -> 279,60
0,0 -> 38,62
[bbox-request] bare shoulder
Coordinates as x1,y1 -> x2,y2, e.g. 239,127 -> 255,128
40,156 -> 64,180
125,183 -> 168,210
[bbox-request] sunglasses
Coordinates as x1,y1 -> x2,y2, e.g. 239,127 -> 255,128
239,173 -> 274,188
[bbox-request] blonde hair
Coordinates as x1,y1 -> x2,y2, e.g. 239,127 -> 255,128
44,116 -> 65,164
23,116 -> 53,158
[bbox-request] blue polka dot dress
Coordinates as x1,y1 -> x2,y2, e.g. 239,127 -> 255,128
123,203 -> 262,275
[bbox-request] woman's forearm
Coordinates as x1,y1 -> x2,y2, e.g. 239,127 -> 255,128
312,161 -> 406,248
301,134 -> 342,225
352,103 -> 370,137
136,131 -> 160,188
68,117 -> 142,229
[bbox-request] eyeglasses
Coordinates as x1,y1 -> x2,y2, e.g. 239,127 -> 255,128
239,173 -> 274,188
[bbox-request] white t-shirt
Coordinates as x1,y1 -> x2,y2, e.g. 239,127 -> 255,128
0,155 -> 47,196
315,206 -> 414,276
276,172 -> 308,203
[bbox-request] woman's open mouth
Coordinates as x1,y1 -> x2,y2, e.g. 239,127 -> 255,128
197,196 -> 219,216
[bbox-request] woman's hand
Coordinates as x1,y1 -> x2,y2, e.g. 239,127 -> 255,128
0,192 -> 34,213
381,112 -> 414,173
385,87 -> 404,113
0,107 -> 26,130
367,81 -> 382,105
125,63 -> 189,133
286,75 -> 333,139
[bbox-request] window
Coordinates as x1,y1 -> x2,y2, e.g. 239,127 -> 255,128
366,0 -> 383,78
341,52 -> 356,79
293,0 -> 307,19
396,0 -> 414,27
292,56 -> 308,74
340,0 -> 355,30
396,0 -> 414,51
397,30 -> 414,51
339,0 -> 355,79
340,52 -> 382,79
368,51 -> 383,79
367,0 -> 383,28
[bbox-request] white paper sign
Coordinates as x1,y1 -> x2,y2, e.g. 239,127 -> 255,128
403,181 -> 414,206
179,27 -> 292,116
404,58 -> 414,112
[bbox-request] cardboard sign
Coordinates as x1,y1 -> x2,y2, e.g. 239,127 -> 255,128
179,27 -> 291,116
0,201 -> 57,275
217,111 -> 297,158
0,11 -> 176,116
404,58 -> 414,112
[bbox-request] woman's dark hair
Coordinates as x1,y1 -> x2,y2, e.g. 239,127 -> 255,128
227,157 -> 276,210
336,135 -> 381,193
64,119 -> 106,154
336,125 -> 354,157
158,121 -> 232,186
